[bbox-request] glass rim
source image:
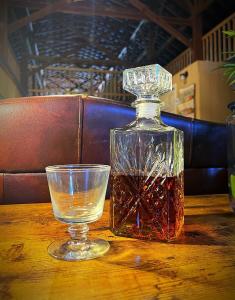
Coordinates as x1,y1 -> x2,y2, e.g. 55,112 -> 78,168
45,164 -> 111,173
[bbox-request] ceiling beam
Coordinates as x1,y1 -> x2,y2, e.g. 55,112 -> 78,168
191,11 -> 203,61
194,0 -> 215,15
191,0 -> 205,61
60,5 -> 191,26
61,4 -> 192,25
8,1 -> 192,27
128,0 -> 190,47
8,0 -> 73,33
60,4 -> 143,20
27,55 -> 133,67
160,16 -> 191,26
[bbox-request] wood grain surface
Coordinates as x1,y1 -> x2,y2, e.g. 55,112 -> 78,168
0,195 -> 235,300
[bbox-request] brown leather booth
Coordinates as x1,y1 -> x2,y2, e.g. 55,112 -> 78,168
0,95 -> 227,204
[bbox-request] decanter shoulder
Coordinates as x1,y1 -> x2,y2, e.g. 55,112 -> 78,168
111,120 -> 184,134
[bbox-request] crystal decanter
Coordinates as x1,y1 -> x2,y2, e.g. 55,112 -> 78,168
110,64 -> 184,242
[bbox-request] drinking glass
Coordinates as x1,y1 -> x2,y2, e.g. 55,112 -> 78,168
46,164 -> 110,261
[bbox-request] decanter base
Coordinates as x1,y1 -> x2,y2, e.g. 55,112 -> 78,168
111,224 -> 184,243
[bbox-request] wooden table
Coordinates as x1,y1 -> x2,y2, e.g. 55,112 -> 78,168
0,195 -> 235,300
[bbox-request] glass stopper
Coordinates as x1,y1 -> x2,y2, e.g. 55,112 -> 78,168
123,64 -> 172,100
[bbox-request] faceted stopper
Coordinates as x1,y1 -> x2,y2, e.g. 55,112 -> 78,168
123,64 -> 172,99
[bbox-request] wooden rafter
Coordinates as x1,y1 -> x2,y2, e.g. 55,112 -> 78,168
60,4 -> 143,20
61,4 -> 192,25
8,0 -> 73,33
160,16 -> 191,27
128,0 -> 190,47
8,1 -> 192,33
192,13 -> 202,61
191,0 -> 205,61
194,0 -> 215,15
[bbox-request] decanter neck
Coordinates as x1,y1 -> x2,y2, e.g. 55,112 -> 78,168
135,99 -> 161,121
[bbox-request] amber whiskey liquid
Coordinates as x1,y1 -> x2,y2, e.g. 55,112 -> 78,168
110,173 -> 184,241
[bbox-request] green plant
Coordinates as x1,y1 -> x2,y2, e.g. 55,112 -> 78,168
222,30 -> 235,87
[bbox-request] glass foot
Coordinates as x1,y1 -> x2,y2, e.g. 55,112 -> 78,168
48,239 -> 110,261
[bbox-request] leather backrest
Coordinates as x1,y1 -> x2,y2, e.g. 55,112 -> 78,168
0,95 -> 82,172
0,95 -> 227,203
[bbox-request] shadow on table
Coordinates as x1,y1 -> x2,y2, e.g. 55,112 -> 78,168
95,211 -> 234,246
171,211 -> 234,246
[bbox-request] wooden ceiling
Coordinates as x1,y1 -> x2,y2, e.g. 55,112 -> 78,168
6,0 -> 235,71
0,0 -> 235,96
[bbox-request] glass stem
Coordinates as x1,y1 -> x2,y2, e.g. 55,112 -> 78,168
67,224 -> 90,251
